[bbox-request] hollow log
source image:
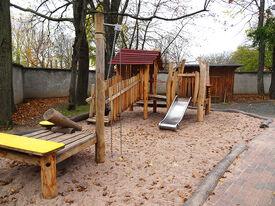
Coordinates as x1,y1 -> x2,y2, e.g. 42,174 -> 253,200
43,108 -> 82,131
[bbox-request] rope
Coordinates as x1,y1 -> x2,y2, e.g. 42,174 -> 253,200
108,30 -> 118,158
104,24 -> 123,158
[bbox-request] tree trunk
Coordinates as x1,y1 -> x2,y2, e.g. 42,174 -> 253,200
269,46 -> 275,99
76,32 -> 89,105
0,0 -> 14,127
68,0 -> 86,110
257,0 -> 265,95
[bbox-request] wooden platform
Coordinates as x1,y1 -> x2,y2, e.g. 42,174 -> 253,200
148,94 -> 167,101
86,116 -> 110,125
0,130 -> 96,199
21,129 -> 96,163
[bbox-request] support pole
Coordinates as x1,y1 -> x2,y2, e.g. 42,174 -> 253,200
40,153 -> 57,199
153,61 -> 158,113
144,64 -> 149,120
95,13 -> 105,163
166,62 -> 173,111
205,63 -> 211,115
178,59 -> 186,97
197,58 -> 206,122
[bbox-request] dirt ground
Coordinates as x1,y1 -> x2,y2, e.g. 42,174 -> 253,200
0,107 -> 265,206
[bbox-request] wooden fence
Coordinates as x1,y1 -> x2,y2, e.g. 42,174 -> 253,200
88,73 -> 141,122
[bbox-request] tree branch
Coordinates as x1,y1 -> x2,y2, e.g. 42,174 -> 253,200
88,8 -> 208,21
10,3 -> 73,22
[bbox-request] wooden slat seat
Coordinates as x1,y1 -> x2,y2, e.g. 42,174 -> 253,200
0,133 -> 65,156
0,130 -> 96,199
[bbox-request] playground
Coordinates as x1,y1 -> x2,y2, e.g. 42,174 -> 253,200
0,14 -> 273,205
0,105 -> 264,205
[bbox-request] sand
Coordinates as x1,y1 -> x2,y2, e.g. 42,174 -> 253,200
0,107 -> 264,205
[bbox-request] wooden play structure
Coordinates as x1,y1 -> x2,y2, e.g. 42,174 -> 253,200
86,48 -> 163,122
0,14 -> 106,199
0,13 -> 211,200
86,54 -> 211,123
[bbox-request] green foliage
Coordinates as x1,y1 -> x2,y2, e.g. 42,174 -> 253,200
231,46 -> 272,71
247,17 -> 275,49
57,104 -> 90,118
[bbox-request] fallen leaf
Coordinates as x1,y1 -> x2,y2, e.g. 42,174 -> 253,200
219,179 -> 224,183
139,178 -> 146,182
192,173 -> 196,178
173,162 -> 179,167
72,180 -> 79,184
184,184 -> 192,189
118,156 -> 123,161
65,199 -> 74,204
67,188 -> 74,192
126,171 -> 131,175
178,193 -> 184,198
233,162 -> 236,166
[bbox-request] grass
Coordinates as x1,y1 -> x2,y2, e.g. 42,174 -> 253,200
57,104 -> 90,118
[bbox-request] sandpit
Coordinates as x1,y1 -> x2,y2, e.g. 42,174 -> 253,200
0,107 -> 264,205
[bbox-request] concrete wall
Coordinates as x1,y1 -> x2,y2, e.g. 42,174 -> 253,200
13,65 -> 24,104
234,72 -> 271,94
12,65 -> 272,104
12,64 -> 96,104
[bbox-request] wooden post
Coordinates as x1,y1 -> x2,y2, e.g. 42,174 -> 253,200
139,67 -> 144,99
178,60 -> 186,97
40,153 -> 57,199
166,62 -> 173,111
89,84 -> 95,118
95,13 -> 105,163
129,65 -> 133,111
171,72 -> 177,103
153,61 -> 158,113
193,71 -> 200,106
205,63 -> 211,115
144,64 -> 149,120
197,58 -> 206,122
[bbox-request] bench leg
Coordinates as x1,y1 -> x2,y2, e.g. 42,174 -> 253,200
40,153 -> 57,199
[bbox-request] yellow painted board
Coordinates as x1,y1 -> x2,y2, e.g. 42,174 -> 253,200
0,133 -> 65,156
39,121 -> 55,126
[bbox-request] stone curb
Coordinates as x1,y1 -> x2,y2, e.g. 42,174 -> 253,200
183,143 -> 248,206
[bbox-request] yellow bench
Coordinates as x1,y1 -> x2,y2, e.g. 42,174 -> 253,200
0,133 -> 65,199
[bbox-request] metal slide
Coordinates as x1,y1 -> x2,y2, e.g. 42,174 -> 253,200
159,96 -> 191,131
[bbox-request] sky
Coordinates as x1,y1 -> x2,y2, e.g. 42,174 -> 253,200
10,0 -> 274,62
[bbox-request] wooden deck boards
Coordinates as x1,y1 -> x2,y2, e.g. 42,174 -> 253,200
22,130 -> 96,162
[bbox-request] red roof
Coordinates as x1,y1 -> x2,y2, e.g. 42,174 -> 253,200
109,49 -> 161,65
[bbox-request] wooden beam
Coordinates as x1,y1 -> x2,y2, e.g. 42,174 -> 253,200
171,71 -> 177,102
178,73 -> 195,77
95,13 -> 105,163
40,153 -> 57,199
106,80 -> 138,102
144,64 -> 150,120
197,58 -> 206,122
193,71 -> 200,106
205,63 -> 211,115
139,67 -> 144,99
153,61 -> 158,113
166,62 -> 173,111
0,148 -> 40,166
129,65 -> 133,111
89,84 -> 95,117
178,60 -> 186,97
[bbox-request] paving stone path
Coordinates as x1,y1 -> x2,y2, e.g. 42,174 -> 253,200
204,122 -> 275,206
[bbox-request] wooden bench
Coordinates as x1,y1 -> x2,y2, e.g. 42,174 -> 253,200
0,130 -> 96,199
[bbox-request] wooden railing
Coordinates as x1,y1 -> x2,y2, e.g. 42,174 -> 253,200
87,73 -> 141,121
